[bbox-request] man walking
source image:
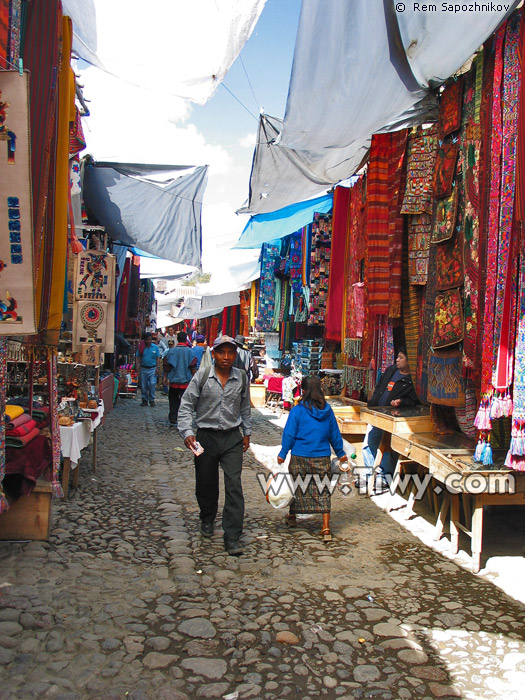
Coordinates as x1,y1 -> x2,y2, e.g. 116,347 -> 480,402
164,331 -> 194,425
178,335 -> 252,556
137,332 -> 161,406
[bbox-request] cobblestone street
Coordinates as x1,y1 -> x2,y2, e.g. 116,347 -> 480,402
1,395 -> 525,700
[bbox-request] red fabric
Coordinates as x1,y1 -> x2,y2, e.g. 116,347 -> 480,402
6,419 -> 37,438
325,186 -> 350,342
5,413 -> 32,430
5,436 -> 52,496
267,376 -> 284,393
366,134 -> 391,316
5,426 -> 41,448
516,12 -> 525,222
117,258 -> 131,333
388,130 -> 408,318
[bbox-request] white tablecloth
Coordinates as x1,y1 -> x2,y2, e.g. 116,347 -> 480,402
59,404 -> 104,467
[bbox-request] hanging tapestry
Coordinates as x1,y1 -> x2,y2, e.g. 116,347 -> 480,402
0,71 -> 36,335
400,125 -> 437,215
492,13 -> 522,395
427,349 -> 466,407
418,243 -> 438,400
432,288 -> 464,349
289,229 -> 303,293
479,25 -> 505,396
436,227 -> 464,291
75,251 -> 116,302
455,379 -> 478,439
366,134 -> 390,316
344,174 -> 367,340
257,242 -> 281,332
73,300 -> 108,350
433,142 -> 459,200
506,248 -> 525,470
431,188 -> 458,243
308,212 -> 332,325
388,129 -> 408,318
325,186 -> 350,341
462,55 -> 483,378
408,212 -> 432,285
439,77 -> 464,138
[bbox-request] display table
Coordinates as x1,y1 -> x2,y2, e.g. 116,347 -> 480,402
328,397 -> 368,464
368,416 -> 525,572
59,404 -> 104,499
361,406 -> 433,496
0,478 -> 52,541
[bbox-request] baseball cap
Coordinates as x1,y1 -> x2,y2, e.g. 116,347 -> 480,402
196,333 -> 206,343
213,335 -> 237,349
234,334 -> 245,346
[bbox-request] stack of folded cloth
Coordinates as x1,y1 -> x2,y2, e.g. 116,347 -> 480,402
5,404 -> 49,448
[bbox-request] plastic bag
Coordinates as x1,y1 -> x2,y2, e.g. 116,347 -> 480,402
265,471 -> 294,509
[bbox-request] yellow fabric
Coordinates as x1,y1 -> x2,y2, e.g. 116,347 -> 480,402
5,405 -> 24,422
45,17 -> 73,344
250,281 -> 257,327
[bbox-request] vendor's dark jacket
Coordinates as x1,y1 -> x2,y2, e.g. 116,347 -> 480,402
368,365 -> 419,408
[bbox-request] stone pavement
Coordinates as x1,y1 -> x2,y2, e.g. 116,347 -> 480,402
1,394 -> 525,700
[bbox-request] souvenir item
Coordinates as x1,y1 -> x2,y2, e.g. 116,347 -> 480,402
439,77 -> 463,137
432,288 -> 464,349
427,350 -> 466,407
432,188 -> 458,243
433,142 -> 459,200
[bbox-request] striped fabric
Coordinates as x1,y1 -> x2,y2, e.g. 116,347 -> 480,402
388,130 -> 408,318
288,455 -> 332,514
516,13 -> 525,222
366,134 -> 391,316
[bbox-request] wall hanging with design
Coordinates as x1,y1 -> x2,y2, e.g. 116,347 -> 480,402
0,72 -> 36,335
73,300 -> 114,353
427,349 -> 466,407
75,250 -> 116,302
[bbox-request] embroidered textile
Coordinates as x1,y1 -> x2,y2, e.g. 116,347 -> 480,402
400,126 -> 437,215
0,337 -> 7,512
506,245 -> 525,469
418,244 -> 438,400
308,213 -> 332,325
432,288 -> 464,349
427,350 -> 466,407
439,77 -> 464,138
433,142 -> 459,200
432,188 -> 458,243
325,186 -> 350,341
492,13 -> 522,392
408,212 -> 432,285
289,229 -> 303,293
256,242 -> 280,331
436,227 -> 464,291
353,283 -> 365,339
455,379 -> 478,438
480,24 -> 505,395
344,175 -> 367,340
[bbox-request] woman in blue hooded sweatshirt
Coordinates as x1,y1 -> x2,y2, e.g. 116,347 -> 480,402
277,376 -> 348,541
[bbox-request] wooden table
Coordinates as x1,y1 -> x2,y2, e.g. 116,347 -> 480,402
328,398 -> 368,464
380,427 -> 525,573
361,406 -> 433,496
60,404 -> 104,499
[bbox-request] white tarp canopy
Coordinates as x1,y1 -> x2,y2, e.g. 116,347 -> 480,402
242,0 -> 518,215
62,0 -> 267,105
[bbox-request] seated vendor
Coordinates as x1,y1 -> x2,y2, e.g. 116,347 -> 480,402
363,347 -> 419,487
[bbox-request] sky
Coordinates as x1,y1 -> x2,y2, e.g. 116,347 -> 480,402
77,0 -> 302,279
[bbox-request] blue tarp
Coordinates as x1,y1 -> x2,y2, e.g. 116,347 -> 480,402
234,193 -> 333,249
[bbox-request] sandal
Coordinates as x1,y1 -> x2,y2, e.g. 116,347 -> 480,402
285,514 -> 297,527
319,528 -> 332,542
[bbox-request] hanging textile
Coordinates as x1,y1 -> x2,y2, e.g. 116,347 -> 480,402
431,189 -> 458,244
366,134 -> 390,316
439,77 -> 464,138
400,125 -> 438,216
343,175 -> 367,340
308,213 -> 332,325
433,142 -> 459,199
516,11 -> 525,223
506,241 -> 525,470
256,242 -> 280,332
408,212 -> 432,285
0,71 -> 37,334
289,229 -> 304,293
387,129 -> 408,319
418,244 -> 439,401
325,186 -> 350,341
0,337 -> 7,512
436,226 -> 464,291
432,288 -> 464,349
427,350 -> 466,407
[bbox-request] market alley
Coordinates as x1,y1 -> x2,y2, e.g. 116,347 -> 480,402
1,396 -> 525,700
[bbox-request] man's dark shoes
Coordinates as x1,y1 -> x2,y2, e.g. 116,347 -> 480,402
200,521 -> 214,538
149,400 -> 155,407
140,400 -> 148,406
224,538 -> 244,556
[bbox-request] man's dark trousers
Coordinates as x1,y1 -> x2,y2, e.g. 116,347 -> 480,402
168,387 -> 186,424
195,427 -> 244,541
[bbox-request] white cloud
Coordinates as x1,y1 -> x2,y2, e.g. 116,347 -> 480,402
238,132 -> 257,149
